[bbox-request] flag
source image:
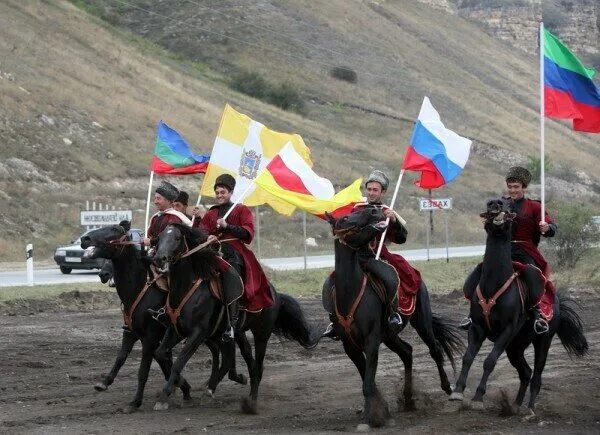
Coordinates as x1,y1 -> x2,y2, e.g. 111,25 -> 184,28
200,104 -> 312,214
402,97 -> 472,189
151,121 -> 210,174
254,143 -> 364,218
543,28 -> 600,133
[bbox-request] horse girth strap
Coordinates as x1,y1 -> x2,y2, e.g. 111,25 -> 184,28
332,275 -> 368,348
475,272 -> 519,330
123,274 -> 161,331
166,277 -> 221,335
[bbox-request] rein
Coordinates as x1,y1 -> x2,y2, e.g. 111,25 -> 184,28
332,275 -> 368,349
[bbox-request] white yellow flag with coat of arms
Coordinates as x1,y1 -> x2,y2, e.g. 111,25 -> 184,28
200,104 -> 312,214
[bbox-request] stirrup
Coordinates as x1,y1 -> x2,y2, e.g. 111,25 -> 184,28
534,318 -> 549,334
388,312 -> 403,334
322,322 -> 339,340
222,326 -> 234,342
459,317 -> 472,331
149,306 -> 165,322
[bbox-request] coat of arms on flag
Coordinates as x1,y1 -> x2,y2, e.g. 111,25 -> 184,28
200,104 -> 312,214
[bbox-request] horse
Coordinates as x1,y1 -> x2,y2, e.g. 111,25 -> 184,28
324,207 -> 463,429
449,198 -> 588,417
98,260 -> 115,287
80,223 -> 193,411
81,223 -> 244,410
152,223 -> 319,413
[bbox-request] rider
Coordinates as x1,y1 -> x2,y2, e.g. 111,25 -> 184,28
195,174 -> 273,342
143,181 -> 192,248
460,166 -> 557,334
172,190 -> 190,217
323,170 -> 418,338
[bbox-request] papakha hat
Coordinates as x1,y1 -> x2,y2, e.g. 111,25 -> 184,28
365,170 -> 389,190
506,166 -> 532,188
174,190 -> 189,206
214,174 -> 236,191
155,181 -> 179,201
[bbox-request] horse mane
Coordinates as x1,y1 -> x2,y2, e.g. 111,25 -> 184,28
171,223 -> 222,280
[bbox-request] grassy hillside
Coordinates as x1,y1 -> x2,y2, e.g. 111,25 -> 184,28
0,0 -> 598,261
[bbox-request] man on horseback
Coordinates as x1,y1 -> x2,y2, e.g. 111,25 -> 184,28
143,181 -> 192,247
323,170 -> 419,338
195,174 -> 273,342
460,166 -> 557,334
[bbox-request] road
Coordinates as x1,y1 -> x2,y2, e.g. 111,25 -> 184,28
0,245 -> 484,287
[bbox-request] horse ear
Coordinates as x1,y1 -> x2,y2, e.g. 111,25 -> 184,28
119,220 -> 131,232
479,212 -> 490,219
324,212 -> 336,225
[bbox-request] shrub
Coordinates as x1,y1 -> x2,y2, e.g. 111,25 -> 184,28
527,155 -> 552,183
230,71 -> 303,112
230,71 -> 268,100
330,66 -> 357,83
548,201 -> 600,269
267,82 -> 304,112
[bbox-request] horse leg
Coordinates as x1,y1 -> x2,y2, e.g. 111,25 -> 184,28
227,332 -> 249,385
94,329 -> 137,392
362,334 -> 388,428
471,326 -> 515,407
204,339 -> 221,395
128,338 -> 155,411
526,335 -> 552,416
410,290 -> 452,395
450,324 -> 486,401
153,348 -> 192,402
505,344 -> 532,409
154,327 -> 207,411
383,332 -> 415,411
241,330 -> 271,415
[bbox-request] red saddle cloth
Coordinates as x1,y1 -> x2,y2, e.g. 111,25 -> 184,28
381,253 -> 421,317
506,262 -> 555,321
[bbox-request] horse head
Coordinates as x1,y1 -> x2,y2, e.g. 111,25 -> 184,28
480,198 -> 516,239
330,207 -> 384,249
80,224 -> 129,259
153,224 -> 219,277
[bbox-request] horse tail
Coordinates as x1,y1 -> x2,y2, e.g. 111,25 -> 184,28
431,314 -> 465,372
556,292 -> 588,358
273,292 -> 319,349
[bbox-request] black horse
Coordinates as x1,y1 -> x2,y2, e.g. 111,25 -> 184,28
98,260 -> 115,287
449,199 -> 588,417
80,223 -> 193,411
324,208 -> 463,429
152,223 -> 319,413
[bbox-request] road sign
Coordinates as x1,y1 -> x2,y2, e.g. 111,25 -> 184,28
419,198 -> 452,211
80,210 -> 132,226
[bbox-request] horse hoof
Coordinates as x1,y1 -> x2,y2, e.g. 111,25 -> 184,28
153,401 -> 169,411
241,397 -> 258,415
238,374 -> 248,385
385,418 -> 396,427
124,405 -> 138,414
470,400 -> 484,410
449,392 -> 464,401
356,423 -> 371,432
404,399 -> 417,412
522,409 -> 536,422
94,382 -> 108,392
205,389 -> 215,398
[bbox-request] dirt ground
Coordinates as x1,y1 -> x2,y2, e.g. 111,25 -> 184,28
1,289 -> 599,434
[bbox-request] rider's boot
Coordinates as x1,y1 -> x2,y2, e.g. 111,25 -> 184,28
459,316 -> 472,331
222,300 -> 239,342
388,307 -> 404,334
532,306 -> 549,334
322,314 -> 339,340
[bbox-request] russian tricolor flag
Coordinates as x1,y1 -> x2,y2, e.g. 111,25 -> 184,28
402,97 -> 472,189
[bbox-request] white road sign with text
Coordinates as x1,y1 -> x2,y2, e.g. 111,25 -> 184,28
419,198 -> 452,211
80,210 -> 133,226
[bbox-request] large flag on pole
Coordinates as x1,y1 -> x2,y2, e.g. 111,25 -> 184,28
200,105 -> 312,214
401,97 -> 472,189
253,143 -> 364,218
543,29 -> 600,133
151,121 -> 210,174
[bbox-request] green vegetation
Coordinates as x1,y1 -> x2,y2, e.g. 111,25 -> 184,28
527,155 -> 552,184
230,70 -> 304,113
330,66 -> 358,84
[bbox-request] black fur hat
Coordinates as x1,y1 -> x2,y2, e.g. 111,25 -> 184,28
506,166 -> 532,188
214,174 -> 236,191
155,181 -> 179,201
175,190 -> 189,205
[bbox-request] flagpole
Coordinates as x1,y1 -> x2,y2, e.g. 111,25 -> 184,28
375,169 -> 405,260
222,182 -> 255,221
144,171 -> 155,235
190,194 -> 202,226
540,21 -> 546,223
